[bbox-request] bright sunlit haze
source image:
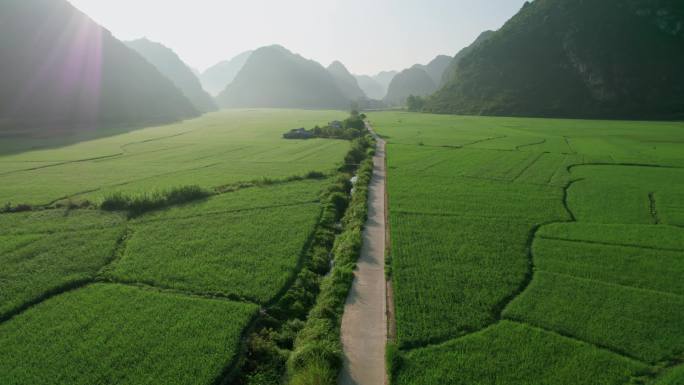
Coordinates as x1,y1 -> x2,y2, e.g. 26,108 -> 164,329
67,0 -> 527,74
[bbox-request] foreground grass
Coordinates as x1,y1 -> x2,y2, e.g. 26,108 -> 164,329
0,284 -> 258,385
109,204 -> 321,303
534,235 -> 684,296
656,364 -> 684,384
388,173 -> 567,347
568,165 -> 684,226
393,321 -> 647,385
0,208 -> 125,235
504,271 -> 684,363
0,228 -> 124,319
0,209 -> 127,319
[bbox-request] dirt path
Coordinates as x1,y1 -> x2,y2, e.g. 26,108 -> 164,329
338,124 -> 387,385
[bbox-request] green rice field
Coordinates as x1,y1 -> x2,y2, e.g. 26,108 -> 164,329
0,109 -> 348,206
373,111 -> 684,385
4,107 -> 684,384
0,109 -> 349,384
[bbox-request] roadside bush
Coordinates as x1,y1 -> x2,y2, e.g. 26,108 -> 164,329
305,171 -> 327,179
344,136 -> 373,166
386,342 -> 403,382
327,192 -> 349,219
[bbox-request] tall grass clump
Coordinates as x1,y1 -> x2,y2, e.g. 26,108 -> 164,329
1,202 -> 33,213
100,185 -> 211,216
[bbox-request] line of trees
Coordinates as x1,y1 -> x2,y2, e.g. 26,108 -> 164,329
283,110 -> 367,140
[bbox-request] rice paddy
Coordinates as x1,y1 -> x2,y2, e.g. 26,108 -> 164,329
373,111 -> 684,384
0,109 -> 350,384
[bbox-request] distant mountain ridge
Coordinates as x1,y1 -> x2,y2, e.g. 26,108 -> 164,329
355,75 -> 386,100
354,70 -> 399,100
416,55 -> 452,86
200,51 -> 252,96
384,66 -> 437,106
126,38 -> 217,113
327,61 -> 366,100
0,0 -> 198,129
373,71 -> 398,91
427,0 -> 684,119
217,45 -> 350,109
381,54 -> 451,106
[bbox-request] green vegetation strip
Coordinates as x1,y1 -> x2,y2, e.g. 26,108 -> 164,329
218,133 -> 376,384
287,150 -> 375,384
0,284 -> 258,385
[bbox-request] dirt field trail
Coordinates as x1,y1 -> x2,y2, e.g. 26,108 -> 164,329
339,123 -> 387,385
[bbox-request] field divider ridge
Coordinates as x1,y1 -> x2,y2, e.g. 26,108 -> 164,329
502,319 -> 651,365
94,279 -> 263,307
515,138 -> 547,151
537,235 -> 684,253
0,225 -> 130,324
0,152 -> 125,177
533,269 -> 684,299
0,278 -> 94,324
511,152 -> 546,182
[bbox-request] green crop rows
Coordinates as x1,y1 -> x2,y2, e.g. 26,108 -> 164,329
0,284 -> 258,385
374,111 -> 684,384
0,109 -> 351,384
0,109 -> 349,207
109,204 -> 321,303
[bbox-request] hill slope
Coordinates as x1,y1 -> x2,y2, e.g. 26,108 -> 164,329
441,30 -> 495,86
384,66 -> 437,106
373,71 -> 398,91
200,51 -> 252,96
355,75 -> 386,100
126,38 -> 217,113
427,0 -> 684,119
217,45 -> 349,109
327,61 -> 366,100
417,55 -> 452,86
0,0 -> 198,129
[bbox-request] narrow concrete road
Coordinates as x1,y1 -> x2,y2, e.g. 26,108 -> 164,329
339,124 -> 387,385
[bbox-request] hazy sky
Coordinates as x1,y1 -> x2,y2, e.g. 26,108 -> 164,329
68,0 -> 528,75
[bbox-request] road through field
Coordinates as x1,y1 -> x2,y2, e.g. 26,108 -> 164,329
339,124 -> 387,385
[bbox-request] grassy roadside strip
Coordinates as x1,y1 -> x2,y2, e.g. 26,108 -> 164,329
225,134 -> 376,385
286,140 -> 375,385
